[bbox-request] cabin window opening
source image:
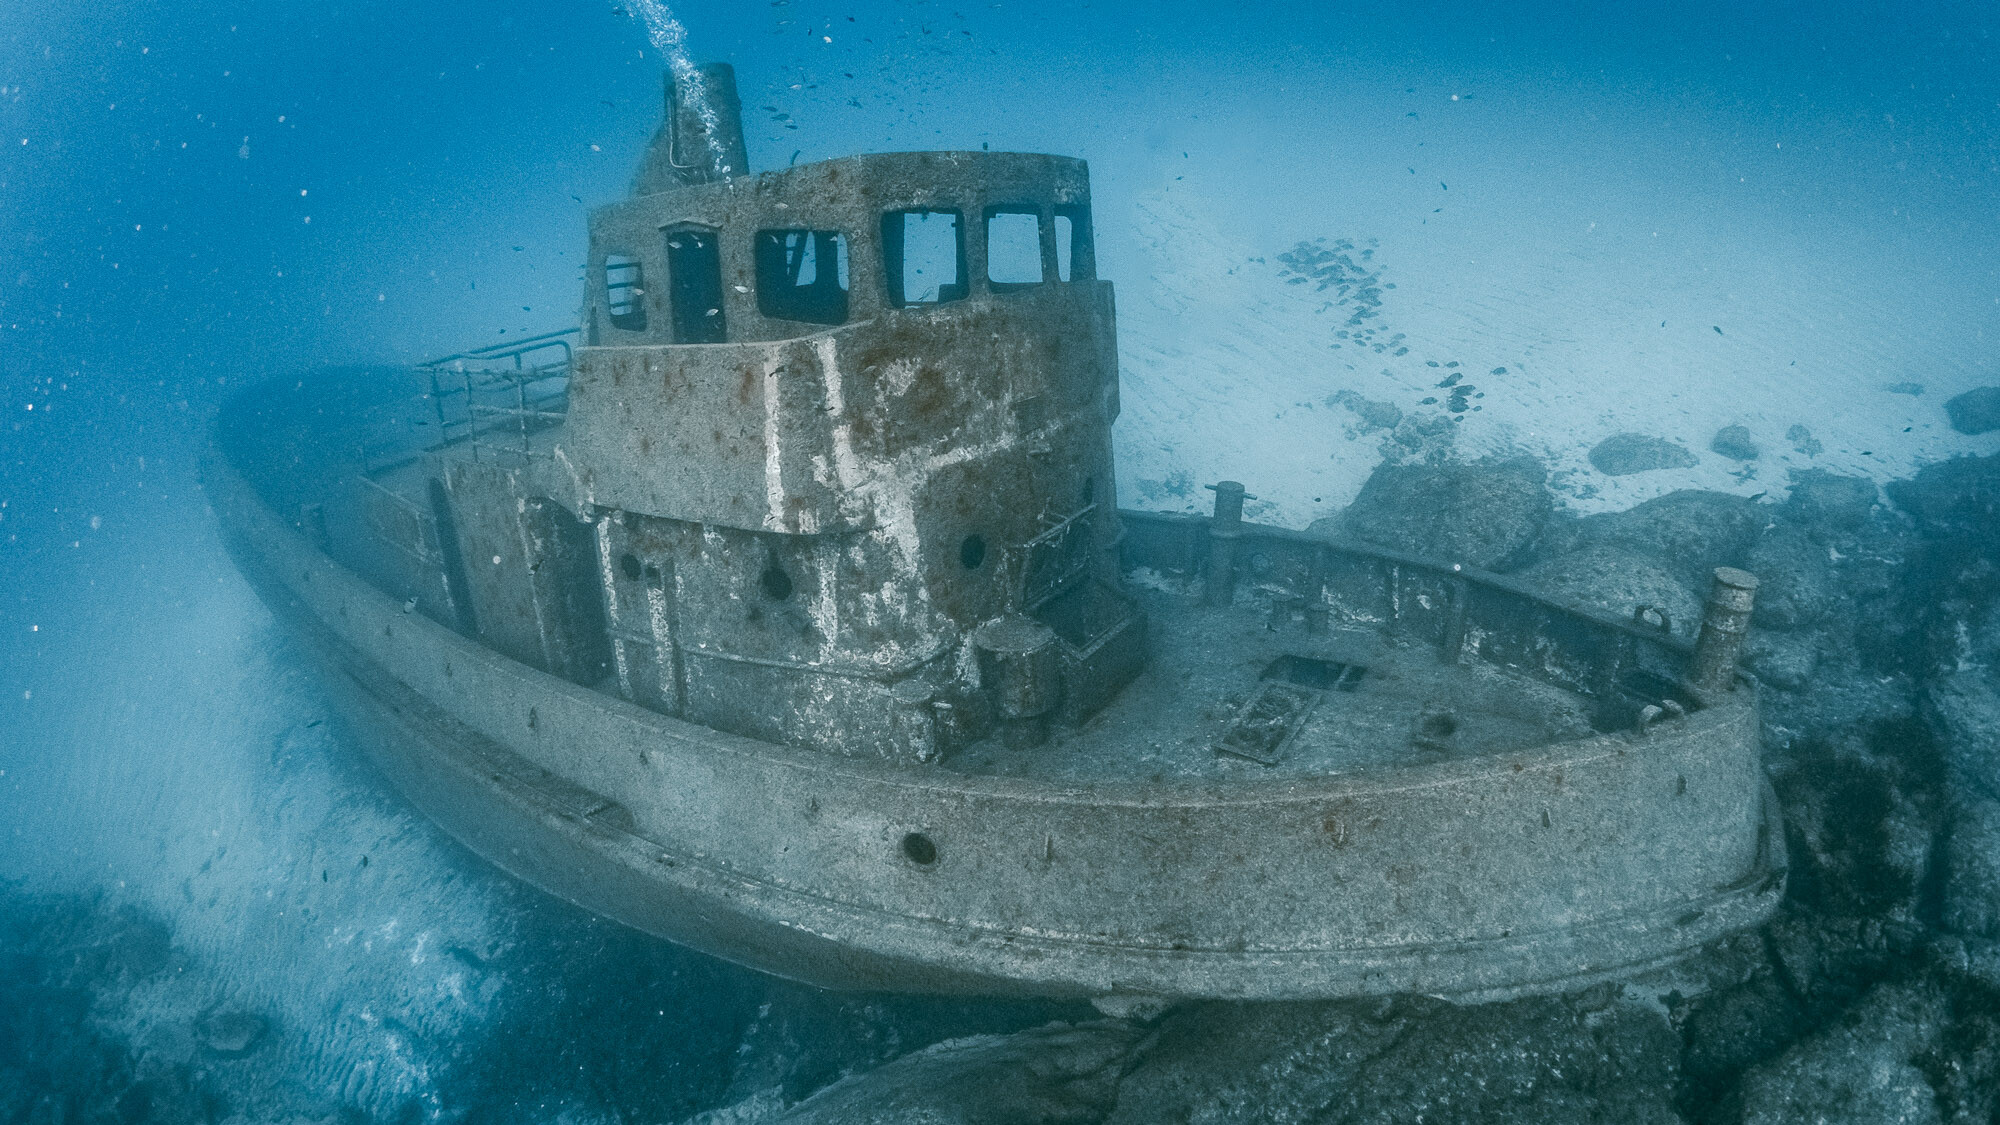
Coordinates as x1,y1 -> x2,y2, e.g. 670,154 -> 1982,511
984,207 -> 1043,289
1054,204 -> 1094,281
881,209 -> 965,308
665,226 -> 727,343
604,255 -> 647,331
754,229 -> 850,325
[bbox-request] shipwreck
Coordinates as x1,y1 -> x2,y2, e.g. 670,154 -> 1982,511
205,65 -> 1784,1003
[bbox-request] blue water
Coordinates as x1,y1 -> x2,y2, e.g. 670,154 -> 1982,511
3,1 -> 1998,1120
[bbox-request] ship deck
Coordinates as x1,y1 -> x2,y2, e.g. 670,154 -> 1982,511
949,579 -> 1599,782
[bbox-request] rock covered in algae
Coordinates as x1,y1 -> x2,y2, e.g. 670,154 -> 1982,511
1322,454 -> 1553,571
1945,386 -> 2000,435
1514,543 -> 1700,637
1735,982 -> 1949,1125
1587,432 -> 1698,476
1710,424 -> 1761,461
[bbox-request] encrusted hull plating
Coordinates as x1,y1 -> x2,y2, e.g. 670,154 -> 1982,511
206,442 -> 1785,1002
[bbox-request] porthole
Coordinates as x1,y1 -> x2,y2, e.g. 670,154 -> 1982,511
760,554 -> 794,601
619,553 -> 643,581
959,534 -> 987,570
901,831 -> 938,866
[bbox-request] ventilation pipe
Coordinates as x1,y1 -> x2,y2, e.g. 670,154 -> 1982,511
664,63 -> 748,184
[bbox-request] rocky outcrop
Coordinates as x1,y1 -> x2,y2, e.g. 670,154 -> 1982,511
1318,455 -> 1554,571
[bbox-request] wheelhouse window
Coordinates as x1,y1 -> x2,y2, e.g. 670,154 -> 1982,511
753,229 -> 850,325
1054,204 -> 1095,281
984,207 -> 1044,290
665,226 -> 727,343
603,254 -> 647,331
881,209 -> 965,308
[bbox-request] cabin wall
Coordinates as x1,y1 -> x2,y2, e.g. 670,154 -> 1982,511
333,477 -> 469,633
562,283 -> 1141,757
440,457 -> 612,687
595,150 -> 1094,347
594,509 -> 958,760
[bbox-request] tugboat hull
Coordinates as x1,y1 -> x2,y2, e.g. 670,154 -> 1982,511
207,445 -> 1784,1002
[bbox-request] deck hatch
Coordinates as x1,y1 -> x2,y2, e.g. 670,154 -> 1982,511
1214,681 -> 1320,765
1262,655 -> 1367,692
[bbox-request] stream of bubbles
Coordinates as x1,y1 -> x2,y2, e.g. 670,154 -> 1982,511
623,0 -> 731,172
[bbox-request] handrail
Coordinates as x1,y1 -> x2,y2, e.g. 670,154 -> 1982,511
353,329 -> 583,474
419,327 -> 579,373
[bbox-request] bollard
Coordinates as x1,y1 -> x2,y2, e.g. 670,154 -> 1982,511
1203,481 -> 1250,606
973,615 -> 1063,749
1692,567 -> 1759,695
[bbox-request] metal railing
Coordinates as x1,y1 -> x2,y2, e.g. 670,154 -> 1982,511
412,328 -> 579,463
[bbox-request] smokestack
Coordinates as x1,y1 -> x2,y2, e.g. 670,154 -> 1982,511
665,63 -> 748,184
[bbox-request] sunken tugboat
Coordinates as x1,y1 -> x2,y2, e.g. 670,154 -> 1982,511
205,66 -> 1783,1003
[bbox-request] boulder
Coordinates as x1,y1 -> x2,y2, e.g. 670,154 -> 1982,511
773,1021 -> 1144,1125
1886,454 -> 2000,549
1744,629 -> 1821,691
1772,737 -> 1936,918
1587,432 -> 1698,476
1514,544 -> 1701,638
1735,982 -> 1948,1125
1787,424 -> 1824,457
1327,389 -> 1402,433
1675,969 -> 1809,1112
1782,469 -> 1878,535
1945,386 -> 2000,435
1710,424 -> 1761,461
1330,455 -> 1553,571
1942,796 -> 2000,939
1568,490 -> 1766,593
1743,524 -> 1839,631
